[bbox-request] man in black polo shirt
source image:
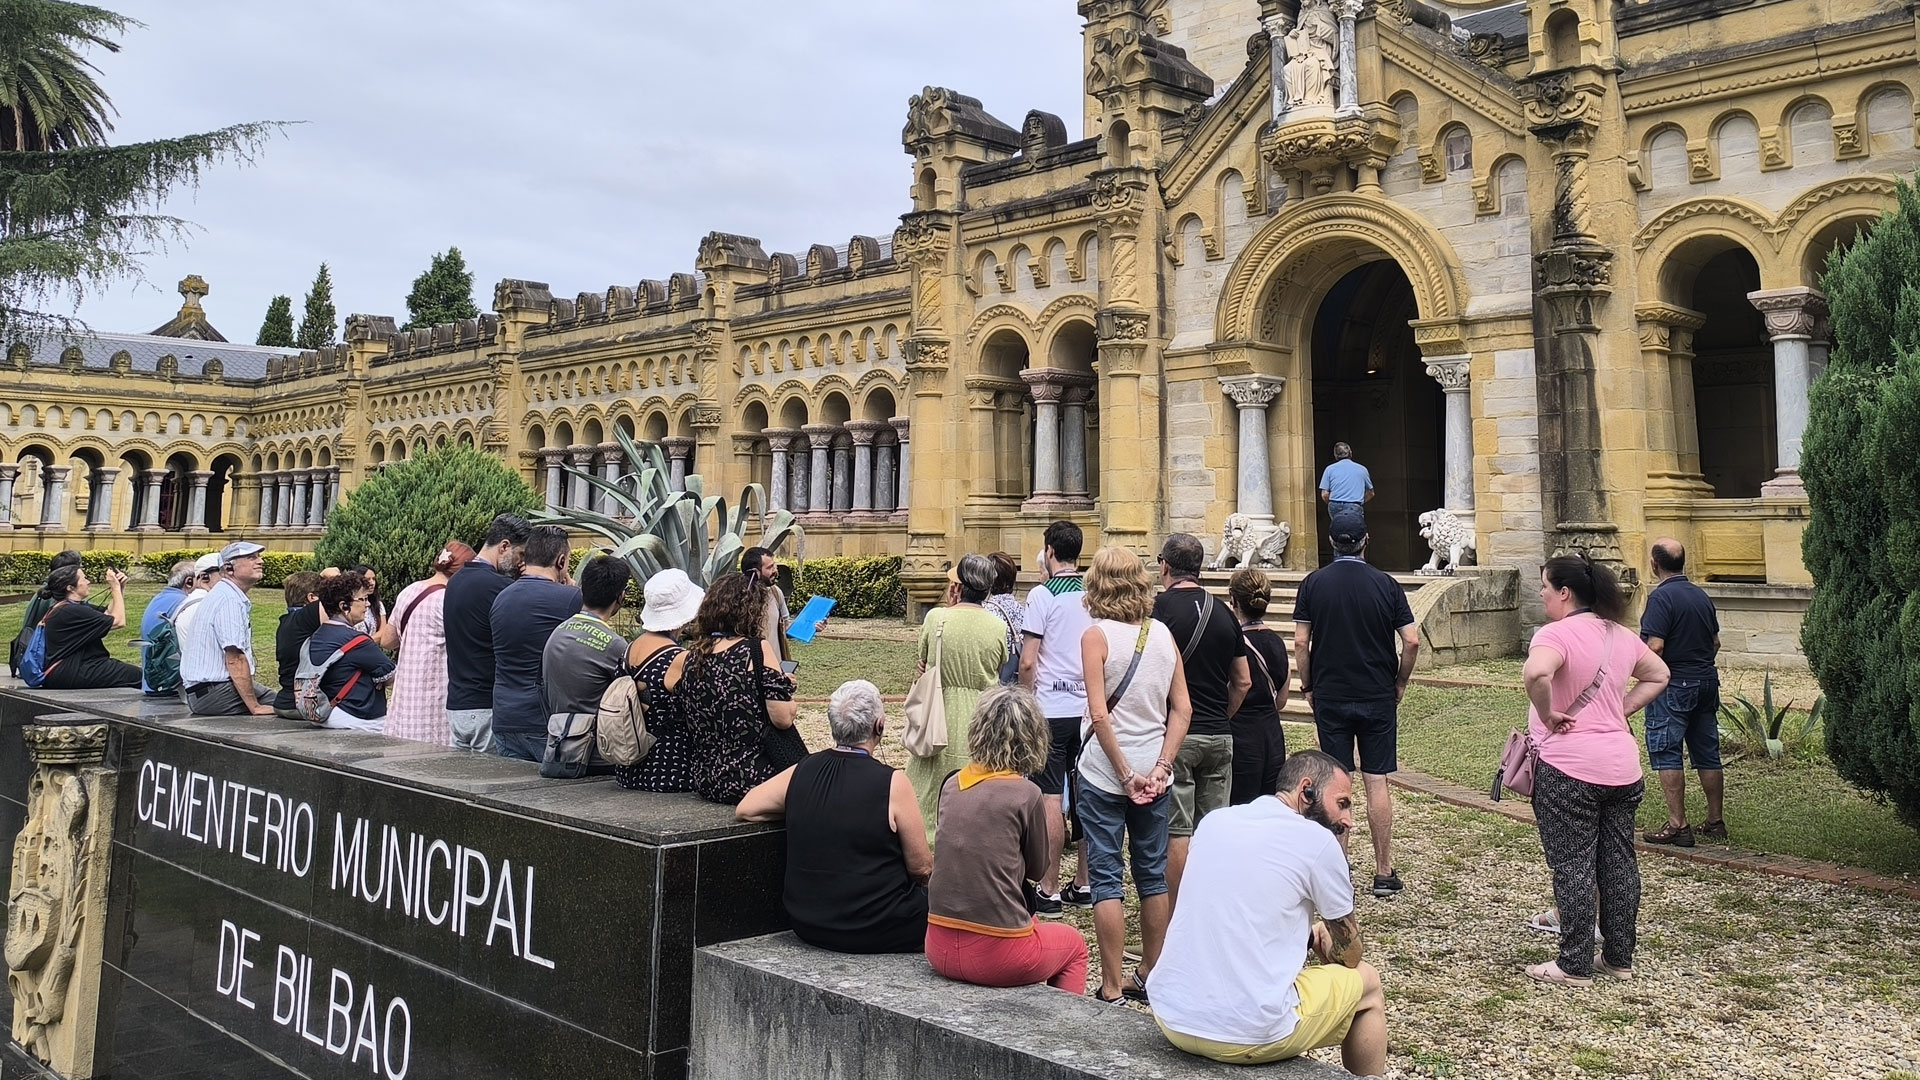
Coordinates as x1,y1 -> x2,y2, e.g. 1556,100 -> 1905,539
443,514 -> 531,752
1292,521 -> 1418,898
1153,533 -> 1250,902
1639,537 -> 1725,847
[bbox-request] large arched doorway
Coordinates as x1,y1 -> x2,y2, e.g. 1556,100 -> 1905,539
1685,248 -> 1773,498
1307,262 -> 1444,569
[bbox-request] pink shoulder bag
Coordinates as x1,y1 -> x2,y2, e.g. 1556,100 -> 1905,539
1492,623 -> 1617,801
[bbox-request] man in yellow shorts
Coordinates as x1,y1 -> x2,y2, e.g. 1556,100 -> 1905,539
1147,750 -> 1387,1076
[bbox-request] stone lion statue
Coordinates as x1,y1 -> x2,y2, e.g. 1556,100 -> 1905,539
1417,509 -> 1475,575
1212,514 -> 1292,570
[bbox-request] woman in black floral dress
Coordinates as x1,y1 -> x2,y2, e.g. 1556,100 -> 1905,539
667,573 -> 798,804
615,568 -> 706,792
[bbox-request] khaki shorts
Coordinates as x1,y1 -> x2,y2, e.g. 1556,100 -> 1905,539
1159,963 -> 1365,1065
1169,733 -> 1234,837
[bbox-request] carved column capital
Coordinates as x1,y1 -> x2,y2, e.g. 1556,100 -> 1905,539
1219,374 -> 1287,409
1020,368 -> 1068,403
845,419 -> 888,445
568,446 -> 596,468
1746,287 -> 1828,341
762,426 -> 800,453
1422,356 -> 1471,393
889,416 -> 912,443
801,423 -> 841,450
658,436 -> 695,461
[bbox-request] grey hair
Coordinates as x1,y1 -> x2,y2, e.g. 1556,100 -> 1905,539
827,680 -> 885,746
956,553 -> 995,604
165,559 -> 196,590
1333,441 -> 1353,459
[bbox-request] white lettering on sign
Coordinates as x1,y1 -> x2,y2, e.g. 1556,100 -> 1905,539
135,760 -> 315,878
257,934 -> 411,1080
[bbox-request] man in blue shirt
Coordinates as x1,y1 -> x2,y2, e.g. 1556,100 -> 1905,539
137,559 -> 195,693
489,525 -> 583,763
1639,538 -> 1724,848
1318,442 -> 1374,528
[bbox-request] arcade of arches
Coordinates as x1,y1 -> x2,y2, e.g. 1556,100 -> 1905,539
6,0 -> 1915,666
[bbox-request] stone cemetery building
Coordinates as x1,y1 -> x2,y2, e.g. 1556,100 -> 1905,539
5,0 -> 1917,663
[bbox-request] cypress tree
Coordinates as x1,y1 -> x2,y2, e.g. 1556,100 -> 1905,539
255,293 -> 293,346
295,261 -> 336,349
403,246 -> 479,330
1801,178 -> 1920,829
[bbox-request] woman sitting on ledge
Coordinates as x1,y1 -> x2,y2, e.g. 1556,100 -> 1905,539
925,685 -> 1089,995
308,573 -> 397,732
35,565 -> 142,690
737,679 -> 931,954
671,573 -> 797,804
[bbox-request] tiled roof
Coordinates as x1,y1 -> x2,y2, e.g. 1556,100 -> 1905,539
6,330 -> 299,381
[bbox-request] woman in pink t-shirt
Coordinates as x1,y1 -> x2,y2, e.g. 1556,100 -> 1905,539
1522,553 -> 1669,987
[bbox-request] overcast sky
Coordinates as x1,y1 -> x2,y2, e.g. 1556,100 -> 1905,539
73,1 -> 1088,339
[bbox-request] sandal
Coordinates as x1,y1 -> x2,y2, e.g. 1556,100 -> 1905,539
1525,961 -> 1591,987
1525,909 -> 1604,945
1594,955 -> 1633,980
1121,970 -> 1150,1004
1094,988 -> 1126,1005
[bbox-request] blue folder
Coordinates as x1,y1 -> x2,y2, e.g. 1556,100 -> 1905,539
787,595 -> 836,643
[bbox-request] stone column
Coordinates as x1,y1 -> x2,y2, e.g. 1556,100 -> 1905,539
1262,11 -> 1294,124
873,441 -> 897,513
328,468 -> 342,522
830,437 -> 853,512
541,450 -> 565,511
85,467 -> 120,529
1748,286 -> 1826,496
789,437 -> 811,513
847,421 -> 885,515
1022,370 -> 1065,498
1334,0 -> 1363,118
284,471 -> 306,533
254,471 -> 274,529
10,718 -> 122,1078
37,465 -> 69,529
307,472 -> 327,528
764,428 -> 796,513
569,447 -> 595,508
1062,383 -> 1094,499
599,442 -> 625,508
275,473 -> 295,528
1809,313 -> 1831,384
802,424 -> 837,518
661,436 -> 695,493
185,470 -> 212,533
0,464 -> 16,529
891,417 -> 912,516
1422,358 -> 1476,512
1220,375 -> 1287,521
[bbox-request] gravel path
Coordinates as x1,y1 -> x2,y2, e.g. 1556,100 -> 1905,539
793,708 -> 1920,1079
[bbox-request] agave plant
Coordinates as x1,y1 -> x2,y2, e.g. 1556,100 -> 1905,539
536,426 -> 800,587
1718,673 -> 1823,760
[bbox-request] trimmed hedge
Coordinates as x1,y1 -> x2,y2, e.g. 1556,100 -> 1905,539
783,555 -> 905,619
1,548 -> 311,589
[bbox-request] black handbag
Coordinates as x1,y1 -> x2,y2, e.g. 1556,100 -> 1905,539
751,642 -> 808,773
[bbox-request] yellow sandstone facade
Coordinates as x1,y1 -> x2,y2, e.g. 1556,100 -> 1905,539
4,0 -> 1916,663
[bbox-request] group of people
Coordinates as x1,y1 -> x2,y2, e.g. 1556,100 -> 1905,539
12,499 -> 1733,1076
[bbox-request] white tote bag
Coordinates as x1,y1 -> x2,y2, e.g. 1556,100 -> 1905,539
902,613 -> 948,758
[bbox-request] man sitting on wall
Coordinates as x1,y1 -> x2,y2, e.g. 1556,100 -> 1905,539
1149,750 -> 1388,1076
180,541 -> 276,717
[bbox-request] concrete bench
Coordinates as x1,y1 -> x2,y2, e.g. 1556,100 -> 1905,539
693,932 -> 1348,1079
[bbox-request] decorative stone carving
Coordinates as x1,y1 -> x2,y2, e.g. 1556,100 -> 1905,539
1416,510 -> 1475,575
8,721 -> 116,1077
1211,514 -> 1291,570
1282,3 -> 1339,110
1833,119 -> 1864,159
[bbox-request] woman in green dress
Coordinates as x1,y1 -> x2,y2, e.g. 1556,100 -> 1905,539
908,554 -> 1011,844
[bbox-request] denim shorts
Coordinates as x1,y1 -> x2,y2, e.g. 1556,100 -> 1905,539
1645,677 -> 1722,772
1077,782 -> 1170,905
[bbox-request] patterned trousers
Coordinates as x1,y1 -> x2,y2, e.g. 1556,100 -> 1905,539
1534,760 -> 1644,976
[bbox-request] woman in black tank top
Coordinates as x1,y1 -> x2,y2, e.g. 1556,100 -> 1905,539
736,680 -> 931,953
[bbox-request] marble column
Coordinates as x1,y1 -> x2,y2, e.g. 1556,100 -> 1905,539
569,447 -> 594,509
1061,380 -> 1095,500
1809,313 -> 1831,384
307,472 -> 327,527
661,436 -> 695,493
1748,287 -> 1826,496
847,421 -> 886,514
1335,0 -> 1362,118
541,450 -> 565,511
275,473 -> 295,528
764,429 -> 796,513
286,471 -> 307,533
599,443 -> 625,508
802,424 -> 837,517
1262,11 -> 1294,124
254,471 -> 274,530
873,441 -> 897,513
831,438 -> 854,513
0,464 -> 16,529
328,468 -> 342,521
37,465 -> 68,528
85,467 -> 120,529
1219,375 -> 1286,521
185,471 -> 213,533
1423,358 -> 1476,512
1022,370 -> 1065,498
890,417 -> 911,516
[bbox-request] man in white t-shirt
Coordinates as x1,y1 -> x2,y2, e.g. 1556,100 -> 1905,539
1017,520 -> 1093,914
170,551 -> 224,643
1150,750 -> 1386,1076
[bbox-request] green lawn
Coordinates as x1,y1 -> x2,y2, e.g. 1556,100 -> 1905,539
1385,682 -> 1920,879
1,584 -> 286,669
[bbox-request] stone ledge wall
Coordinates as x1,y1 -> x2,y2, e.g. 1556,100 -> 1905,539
1408,568 -> 1524,669
1705,582 -> 1812,669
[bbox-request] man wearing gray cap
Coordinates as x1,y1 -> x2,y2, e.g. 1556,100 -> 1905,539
181,541 -> 275,716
